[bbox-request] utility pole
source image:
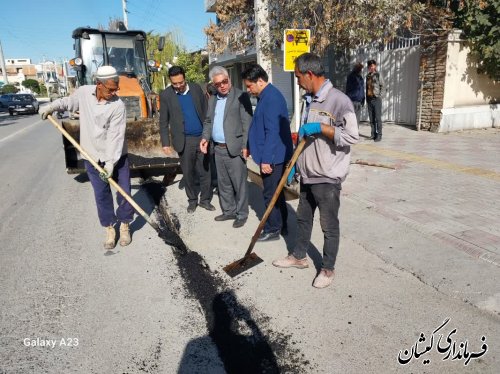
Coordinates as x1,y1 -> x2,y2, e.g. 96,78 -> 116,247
0,39 -> 8,85
254,0 -> 271,82
122,0 -> 129,29
62,58 -> 69,95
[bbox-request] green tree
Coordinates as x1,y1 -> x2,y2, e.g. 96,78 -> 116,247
145,31 -> 208,92
22,79 -> 41,94
204,0 -> 453,56
0,84 -> 18,94
175,51 -> 207,84
146,31 -> 183,93
454,0 -> 499,80
39,83 -> 48,97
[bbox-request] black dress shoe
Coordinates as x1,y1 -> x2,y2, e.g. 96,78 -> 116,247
233,218 -> 247,228
374,135 -> 382,142
214,214 -> 236,221
199,202 -> 216,211
257,230 -> 281,242
187,202 -> 197,213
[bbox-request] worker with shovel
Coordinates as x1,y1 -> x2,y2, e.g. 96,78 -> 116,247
41,66 -> 133,250
272,53 -> 359,288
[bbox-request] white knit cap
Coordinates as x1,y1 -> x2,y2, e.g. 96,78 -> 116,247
96,66 -> 118,80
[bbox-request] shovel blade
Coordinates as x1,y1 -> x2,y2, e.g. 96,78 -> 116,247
223,252 -> 264,278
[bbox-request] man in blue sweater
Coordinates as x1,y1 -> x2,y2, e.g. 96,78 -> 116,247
242,64 -> 293,242
159,66 -> 214,213
345,62 -> 365,126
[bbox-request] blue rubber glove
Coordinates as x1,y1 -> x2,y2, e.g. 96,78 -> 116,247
299,122 -> 322,138
287,165 -> 296,185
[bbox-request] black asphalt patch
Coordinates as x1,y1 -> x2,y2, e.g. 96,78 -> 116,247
142,181 -> 312,373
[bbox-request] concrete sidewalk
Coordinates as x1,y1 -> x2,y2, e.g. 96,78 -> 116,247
159,123 -> 499,373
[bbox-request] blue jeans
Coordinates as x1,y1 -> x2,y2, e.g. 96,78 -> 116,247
84,155 -> 134,227
292,183 -> 341,270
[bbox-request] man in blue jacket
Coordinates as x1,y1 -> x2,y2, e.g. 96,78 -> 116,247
345,62 -> 365,125
242,64 -> 293,242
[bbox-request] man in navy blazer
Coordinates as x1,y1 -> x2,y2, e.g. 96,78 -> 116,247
159,66 -> 214,213
242,64 -> 293,242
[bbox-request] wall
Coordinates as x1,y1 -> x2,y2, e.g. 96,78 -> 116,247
418,34 -> 448,131
418,30 -> 499,132
443,30 -> 499,108
271,52 -> 294,115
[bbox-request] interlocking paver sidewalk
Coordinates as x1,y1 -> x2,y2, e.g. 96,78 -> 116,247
346,123 -> 500,265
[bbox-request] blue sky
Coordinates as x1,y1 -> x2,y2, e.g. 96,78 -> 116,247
0,0 -> 215,63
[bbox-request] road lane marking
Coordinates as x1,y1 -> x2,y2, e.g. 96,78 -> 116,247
0,119 -> 43,145
356,143 -> 500,181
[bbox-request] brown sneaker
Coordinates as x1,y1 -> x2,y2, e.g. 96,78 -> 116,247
272,255 -> 309,269
119,222 -> 131,247
104,225 -> 116,250
313,269 -> 335,289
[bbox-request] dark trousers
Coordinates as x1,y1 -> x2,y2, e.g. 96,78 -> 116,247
261,162 -> 287,233
214,145 -> 248,220
367,96 -> 382,138
84,155 -> 134,227
292,183 -> 341,270
352,101 -> 362,126
179,135 -> 213,205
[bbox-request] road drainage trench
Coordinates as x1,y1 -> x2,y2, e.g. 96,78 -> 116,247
142,181 -> 310,373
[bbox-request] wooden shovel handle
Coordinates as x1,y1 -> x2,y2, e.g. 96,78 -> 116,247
243,137 -> 307,258
47,115 -> 159,231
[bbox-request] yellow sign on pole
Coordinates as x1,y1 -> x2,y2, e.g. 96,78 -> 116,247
283,29 -> 311,72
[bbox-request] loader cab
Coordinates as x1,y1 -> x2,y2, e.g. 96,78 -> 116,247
70,28 -> 150,87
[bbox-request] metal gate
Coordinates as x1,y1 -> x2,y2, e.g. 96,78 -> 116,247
328,37 -> 421,126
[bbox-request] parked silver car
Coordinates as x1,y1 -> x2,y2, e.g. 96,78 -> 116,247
8,94 -> 40,116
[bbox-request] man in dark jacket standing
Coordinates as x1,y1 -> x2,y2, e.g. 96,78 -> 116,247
160,66 -> 214,213
242,64 -> 293,242
345,62 -> 365,125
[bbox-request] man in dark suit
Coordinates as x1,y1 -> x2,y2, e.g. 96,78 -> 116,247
159,66 -> 214,213
241,64 -> 293,242
200,66 -> 253,228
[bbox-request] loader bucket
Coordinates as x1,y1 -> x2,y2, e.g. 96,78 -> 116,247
61,118 -> 180,179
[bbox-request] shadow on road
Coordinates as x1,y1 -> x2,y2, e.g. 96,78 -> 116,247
178,290 -> 279,374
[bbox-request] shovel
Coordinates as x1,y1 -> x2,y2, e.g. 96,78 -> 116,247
223,137 -> 307,277
47,115 -> 160,232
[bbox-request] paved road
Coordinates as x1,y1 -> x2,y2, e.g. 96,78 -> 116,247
1,113 -> 498,373
0,112 -> 222,373
159,123 -> 499,373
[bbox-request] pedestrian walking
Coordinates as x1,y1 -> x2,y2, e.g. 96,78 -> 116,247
272,53 -> 359,288
366,59 -> 385,141
200,66 -> 253,228
41,66 -> 133,250
345,62 -> 365,125
241,64 -> 293,242
159,66 -> 214,213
